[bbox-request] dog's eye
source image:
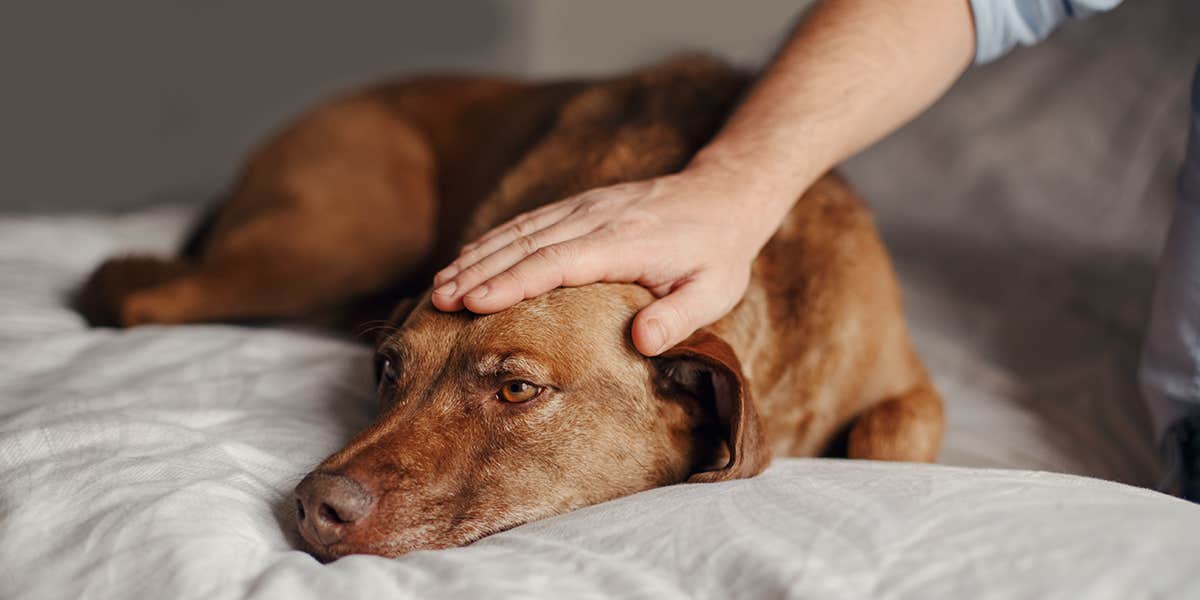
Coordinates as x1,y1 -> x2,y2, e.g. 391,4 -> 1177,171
379,359 -> 398,387
498,380 -> 541,403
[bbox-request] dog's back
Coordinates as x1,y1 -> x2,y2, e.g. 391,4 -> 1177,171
77,57 -> 743,327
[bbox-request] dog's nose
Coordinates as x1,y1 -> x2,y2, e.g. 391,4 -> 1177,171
294,472 -> 375,547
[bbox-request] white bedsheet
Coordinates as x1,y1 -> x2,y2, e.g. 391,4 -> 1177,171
1,207 -> 1198,600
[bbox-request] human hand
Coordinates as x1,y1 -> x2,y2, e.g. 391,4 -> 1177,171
430,165 -> 777,355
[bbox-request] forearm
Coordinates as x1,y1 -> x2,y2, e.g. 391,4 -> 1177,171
689,0 -> 976,243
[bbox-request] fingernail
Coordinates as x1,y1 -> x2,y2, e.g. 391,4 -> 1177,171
434,267 -> 457,285
466,285 -> 489,299
645,318 -> 668,354
434,281 -> 456,296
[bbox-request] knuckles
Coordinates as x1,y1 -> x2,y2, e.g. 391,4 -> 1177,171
513,234 -> 542,257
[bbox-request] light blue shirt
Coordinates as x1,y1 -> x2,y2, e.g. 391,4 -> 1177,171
970,0 -> 1124,63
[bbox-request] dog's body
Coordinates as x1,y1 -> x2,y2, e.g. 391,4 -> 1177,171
79,56 -> 942,559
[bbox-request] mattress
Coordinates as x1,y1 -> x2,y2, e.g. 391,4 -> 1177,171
0,205 -> 1197,600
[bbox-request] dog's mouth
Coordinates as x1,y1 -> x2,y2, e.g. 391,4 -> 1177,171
299,508 -> 555,561
306,537 -> 453,562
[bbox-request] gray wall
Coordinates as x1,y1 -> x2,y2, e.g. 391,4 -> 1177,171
0,1 -> 803,213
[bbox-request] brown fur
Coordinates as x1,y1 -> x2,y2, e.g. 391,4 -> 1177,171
78,55 -> 943,559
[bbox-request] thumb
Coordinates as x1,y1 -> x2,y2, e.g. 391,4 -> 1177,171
632,276 -> 733,356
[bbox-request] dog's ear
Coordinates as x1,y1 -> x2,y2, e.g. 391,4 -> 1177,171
367,297 -> 417,345
655,330 -> 771,483
388,297 -> 418,327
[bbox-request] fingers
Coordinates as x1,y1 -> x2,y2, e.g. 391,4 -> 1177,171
432,216 -> 598,311
435,201 -> 575,287
464,200 -> 569,255
459,239 -> 610,314
631,276 -> 738,356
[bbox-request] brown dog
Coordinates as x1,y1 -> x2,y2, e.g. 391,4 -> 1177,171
78,55 -> 942,560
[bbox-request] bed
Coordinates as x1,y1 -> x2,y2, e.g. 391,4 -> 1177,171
3,1 -> 1200,598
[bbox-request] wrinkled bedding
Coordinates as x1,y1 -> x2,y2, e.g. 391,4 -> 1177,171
0,205 -> 1194,600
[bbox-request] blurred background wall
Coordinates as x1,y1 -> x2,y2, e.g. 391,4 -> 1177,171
0,0 -> 805,212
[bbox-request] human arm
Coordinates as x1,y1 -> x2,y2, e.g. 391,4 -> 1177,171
431,0 -> 1118,355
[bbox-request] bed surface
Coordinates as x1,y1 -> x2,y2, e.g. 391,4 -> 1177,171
0,205 -> 1194,600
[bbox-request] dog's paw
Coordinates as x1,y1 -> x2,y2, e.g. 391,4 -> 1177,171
74,255 -> 190,327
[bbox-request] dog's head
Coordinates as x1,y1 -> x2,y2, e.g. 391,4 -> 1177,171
294,283 -> 769,559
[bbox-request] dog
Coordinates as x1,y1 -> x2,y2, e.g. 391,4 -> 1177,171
77,55 -> 943,560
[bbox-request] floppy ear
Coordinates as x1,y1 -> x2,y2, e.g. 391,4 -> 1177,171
656,330 -> 771,483
387,297 -> 418,327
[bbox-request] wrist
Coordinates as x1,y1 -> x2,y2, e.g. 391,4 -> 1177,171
684,144 -> 821,249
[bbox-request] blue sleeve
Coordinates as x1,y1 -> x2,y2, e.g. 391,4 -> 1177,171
969,0 -> 1124,64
